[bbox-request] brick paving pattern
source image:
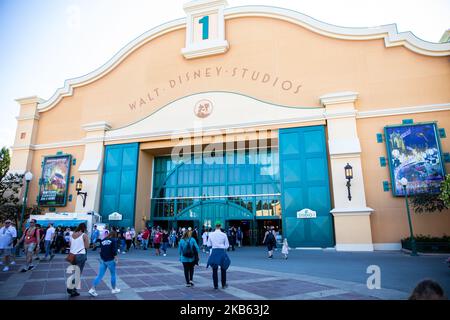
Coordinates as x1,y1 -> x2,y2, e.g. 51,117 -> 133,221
0,248 -> 412,300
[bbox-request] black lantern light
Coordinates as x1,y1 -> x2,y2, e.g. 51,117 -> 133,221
76,178 -> 88,207
344,163 -> 353,201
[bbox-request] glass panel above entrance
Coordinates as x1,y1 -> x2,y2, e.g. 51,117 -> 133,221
151,149 -> 281,222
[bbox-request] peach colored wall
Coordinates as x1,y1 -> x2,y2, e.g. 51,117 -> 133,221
358,111 -> 450,243
28,146 -> 85,213
35,16 -> 449,145
26,15 -> 450,240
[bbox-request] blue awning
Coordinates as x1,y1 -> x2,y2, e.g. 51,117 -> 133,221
27,220 -> 88,228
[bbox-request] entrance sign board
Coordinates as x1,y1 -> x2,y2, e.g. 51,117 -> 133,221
297,208 -> 317,219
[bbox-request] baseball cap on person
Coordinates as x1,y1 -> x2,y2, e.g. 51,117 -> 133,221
5,219 -> 12,224
215,220 -> 222,227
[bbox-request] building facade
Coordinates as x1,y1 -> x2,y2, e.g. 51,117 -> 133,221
10,1 -> 450,250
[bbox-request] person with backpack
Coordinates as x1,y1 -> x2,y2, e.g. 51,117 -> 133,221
178,229 -> 200,287
262,226 -> 277,259
17,219 -> 41,272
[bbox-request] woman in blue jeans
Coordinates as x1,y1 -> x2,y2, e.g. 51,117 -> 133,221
88,230 -> 121,297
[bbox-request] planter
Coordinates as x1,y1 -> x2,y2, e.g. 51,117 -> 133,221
401,240 -> 450,253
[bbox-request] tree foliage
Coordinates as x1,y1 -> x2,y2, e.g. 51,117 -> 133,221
0,147 -> 41,225
410,177 -> 449,213
0,147 -> 11,182
439,174 -> 450,208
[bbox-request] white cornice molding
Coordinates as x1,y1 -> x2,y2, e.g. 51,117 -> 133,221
33,6 -> 450,113
357,102 -> 450,119
320,91 -> 359,106
82,121 -> 112,132
331,207 -> 374,216
226,6 -> 450,56
183,0 -> 228,12
19,100 -> 450,151
16,115 -> 40,121
15,96 -> 45,105
181,40 -> 229,59
323,110 -> 357,120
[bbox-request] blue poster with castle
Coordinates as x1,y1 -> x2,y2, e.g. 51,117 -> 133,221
385,123 -> 445,196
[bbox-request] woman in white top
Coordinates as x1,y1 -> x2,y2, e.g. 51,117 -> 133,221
67,223 -> 89,297
201,230 -> 209,253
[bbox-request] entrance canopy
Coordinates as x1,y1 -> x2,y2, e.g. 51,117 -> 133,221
29,219 -> 87,228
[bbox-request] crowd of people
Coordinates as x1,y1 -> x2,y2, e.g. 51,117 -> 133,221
1,218 -> 448,300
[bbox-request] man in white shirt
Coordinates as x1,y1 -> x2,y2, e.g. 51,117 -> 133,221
0,219 -> 17,272
44,223 -> 56,261
206,222 -> 230,289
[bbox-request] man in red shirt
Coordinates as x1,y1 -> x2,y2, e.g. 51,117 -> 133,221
141,228 -> 150,250
153,228 -> 162,256
17,219 -> 41,272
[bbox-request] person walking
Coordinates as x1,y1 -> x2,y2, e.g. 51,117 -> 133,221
88,230 -> 121,297
43,223 -> 56,261
226,227 -> 236,251
130,228 -> 136,249
0,219 -> 17,272
262,226 -> 277,259
178,229 -> 200,287
236,227 -> 243,247
161,229 -> 169,256
169,228 -> 176,248
201,229 -> 209,253
18,219 -> 41,272
153,228 -> 162,256
91,225 -> 100,251
54,227 -> 65,254
118,227 -> 126,254
125,228 -> 133,252
67,223 -> 90,297
281,238 -> 289,259
142,228 -> 150,250
206,221 -> 231,290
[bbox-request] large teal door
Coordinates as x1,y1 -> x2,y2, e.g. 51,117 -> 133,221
100,143 -> 139,227
279,126 -> 334,247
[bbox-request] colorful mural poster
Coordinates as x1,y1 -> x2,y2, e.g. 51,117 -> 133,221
385,123 -> 445,196
38,155 -> 71,206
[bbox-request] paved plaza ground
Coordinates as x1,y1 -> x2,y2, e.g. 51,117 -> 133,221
0,246 -> 448,300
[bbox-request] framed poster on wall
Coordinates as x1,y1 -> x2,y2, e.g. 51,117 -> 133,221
38,154 -> 72,206
384,122 -> 446,196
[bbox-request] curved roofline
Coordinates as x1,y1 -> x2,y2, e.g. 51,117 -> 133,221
37,5 -> 450,112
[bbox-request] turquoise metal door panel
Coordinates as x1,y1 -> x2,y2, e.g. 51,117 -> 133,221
279,126 -> 334,247
100,143 -> 139,227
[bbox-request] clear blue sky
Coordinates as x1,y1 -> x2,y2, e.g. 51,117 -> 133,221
0,0 -> 449,149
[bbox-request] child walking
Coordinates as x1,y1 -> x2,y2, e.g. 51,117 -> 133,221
281,238 -> 289,259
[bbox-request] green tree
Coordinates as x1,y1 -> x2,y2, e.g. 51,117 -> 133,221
0,147 -> 10,181
410,177 -> 449,213
439,174 -> 450,208
0,146 -> 41,225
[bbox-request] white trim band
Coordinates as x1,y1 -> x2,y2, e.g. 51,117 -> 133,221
373,243 -> 402,251
335,243 -> 374,252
